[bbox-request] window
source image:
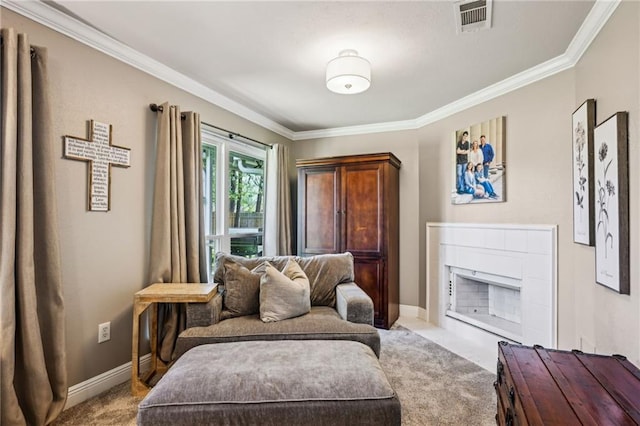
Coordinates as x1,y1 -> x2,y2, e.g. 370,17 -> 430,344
202,125 -> 266,281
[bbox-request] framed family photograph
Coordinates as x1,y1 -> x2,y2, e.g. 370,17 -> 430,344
593,112 -> 629,294
451,116 -> 505,205
572,99 -> 595,245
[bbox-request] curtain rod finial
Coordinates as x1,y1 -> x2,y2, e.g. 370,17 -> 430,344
149,103 -> 163,112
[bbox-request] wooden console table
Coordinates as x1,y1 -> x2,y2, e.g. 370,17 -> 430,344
131,283 -> 217,396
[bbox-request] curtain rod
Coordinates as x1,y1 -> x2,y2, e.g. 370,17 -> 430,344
149,103 -> 272,149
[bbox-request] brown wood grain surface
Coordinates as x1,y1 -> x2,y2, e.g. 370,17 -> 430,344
496,342 -> 640,426
296,153 -> 400,329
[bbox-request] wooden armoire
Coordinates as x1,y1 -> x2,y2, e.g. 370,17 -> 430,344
296,153 -> 400,329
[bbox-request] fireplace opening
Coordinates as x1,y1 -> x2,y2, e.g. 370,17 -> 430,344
446,267 -> 522,343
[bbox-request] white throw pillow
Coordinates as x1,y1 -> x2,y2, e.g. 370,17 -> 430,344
259,259 -> 311,322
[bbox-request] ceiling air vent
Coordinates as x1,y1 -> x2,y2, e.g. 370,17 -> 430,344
454,0 -> 492,34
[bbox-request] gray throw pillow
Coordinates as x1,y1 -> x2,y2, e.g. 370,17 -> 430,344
260,259 -> 311,323
213,253 -> 289,284
221,260 -> 268,319
297,252 -> 354,307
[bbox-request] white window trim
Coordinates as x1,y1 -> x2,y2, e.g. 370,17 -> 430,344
201,125 -> 266,278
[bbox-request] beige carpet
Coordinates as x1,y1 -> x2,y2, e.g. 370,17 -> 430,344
53,326 -> 497,425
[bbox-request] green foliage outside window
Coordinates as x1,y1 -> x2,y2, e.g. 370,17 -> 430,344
228,151 -> 264,230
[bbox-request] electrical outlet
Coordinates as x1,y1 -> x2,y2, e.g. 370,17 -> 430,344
98,322 -> 111,343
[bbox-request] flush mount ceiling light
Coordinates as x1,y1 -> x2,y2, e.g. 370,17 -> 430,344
326,49 -> 371,94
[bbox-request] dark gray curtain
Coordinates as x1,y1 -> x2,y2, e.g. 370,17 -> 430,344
0,28 -> 67,425
148,103 -> 207,361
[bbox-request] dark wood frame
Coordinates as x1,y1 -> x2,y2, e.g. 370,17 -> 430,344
571,99 -> 596,245
593,112 -> 629,294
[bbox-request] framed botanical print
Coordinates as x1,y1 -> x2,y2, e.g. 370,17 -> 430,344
572,99 -> 595,245
593,112 -> 629,294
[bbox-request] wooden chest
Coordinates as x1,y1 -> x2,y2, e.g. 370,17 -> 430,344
495,341 -> 640,425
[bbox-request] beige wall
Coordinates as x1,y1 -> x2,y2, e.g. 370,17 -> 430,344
418,69 -> 578,346
3,0 -> 639,386
294,2 -> 640,363
3,8 -> 292,386
572,0 -> 639,362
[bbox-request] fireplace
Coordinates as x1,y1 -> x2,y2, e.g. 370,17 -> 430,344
426,223 -> 557,348
447,267 -> 522,342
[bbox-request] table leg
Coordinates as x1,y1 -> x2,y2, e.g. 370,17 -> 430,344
150,302 -> 158,374
131,301 -> 151,396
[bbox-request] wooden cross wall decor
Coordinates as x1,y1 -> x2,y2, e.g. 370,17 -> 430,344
63,120 -> 131,212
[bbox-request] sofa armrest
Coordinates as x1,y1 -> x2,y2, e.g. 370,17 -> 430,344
335,283 -> 374,325
186,290 -> 223,328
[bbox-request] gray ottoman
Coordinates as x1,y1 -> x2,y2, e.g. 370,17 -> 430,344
137,340 -> 401,425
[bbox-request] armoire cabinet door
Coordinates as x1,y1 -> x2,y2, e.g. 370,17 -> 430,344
297,167 -> 340,254
341,163 -> 383,257
297,153 -> 400,329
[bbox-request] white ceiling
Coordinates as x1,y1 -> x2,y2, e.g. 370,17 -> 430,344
48,0 -> 596,135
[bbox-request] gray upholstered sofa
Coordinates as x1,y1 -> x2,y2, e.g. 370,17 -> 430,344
174,252 -> 381,359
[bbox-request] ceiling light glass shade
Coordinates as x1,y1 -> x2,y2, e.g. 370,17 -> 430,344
326,49 -> 371,94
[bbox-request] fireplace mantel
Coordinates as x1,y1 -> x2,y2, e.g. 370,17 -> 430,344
426,223 -> 558,348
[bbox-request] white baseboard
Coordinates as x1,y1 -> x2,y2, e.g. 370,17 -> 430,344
399,304 -> 428,321
65,354 -> 151,410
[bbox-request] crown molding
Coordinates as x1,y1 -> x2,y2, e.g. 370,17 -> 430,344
564,0 -> 621,64
415,53 -> 574,129
293,52 -> 574,141
2,0 -> 296,141
294,0 -> 620,141
292,119 -> 417,141
5,0 -> 619,142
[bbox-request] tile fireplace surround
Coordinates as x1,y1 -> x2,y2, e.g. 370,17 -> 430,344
426,223 -> 557,348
